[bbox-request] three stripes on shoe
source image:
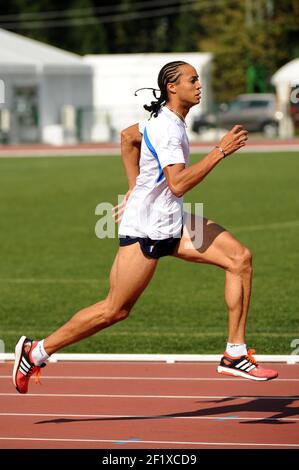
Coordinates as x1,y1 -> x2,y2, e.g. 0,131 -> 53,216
234,358 -> 256,373
19,355 -> 34,376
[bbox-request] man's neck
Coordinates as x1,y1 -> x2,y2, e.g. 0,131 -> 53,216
166,102 -> 189,118
165,104 -> 189,126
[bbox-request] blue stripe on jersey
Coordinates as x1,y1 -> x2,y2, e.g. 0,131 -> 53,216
143,127 -> 165,183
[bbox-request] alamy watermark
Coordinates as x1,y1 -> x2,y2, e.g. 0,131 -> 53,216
95,196 -> 204,250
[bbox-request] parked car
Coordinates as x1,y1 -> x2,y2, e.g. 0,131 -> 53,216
192,93 -> 282,137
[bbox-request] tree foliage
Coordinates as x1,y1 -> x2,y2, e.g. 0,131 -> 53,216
196,0 -> 299,102
0,0 -> 298,102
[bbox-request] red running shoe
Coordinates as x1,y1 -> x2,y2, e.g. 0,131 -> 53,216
217,348 -> 278,381
13,336 -> 46,394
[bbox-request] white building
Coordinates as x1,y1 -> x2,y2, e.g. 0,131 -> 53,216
0,28 -> 93,144
0,28 -> 213,144
271,58 -> 299,138
84,53 -> 213,142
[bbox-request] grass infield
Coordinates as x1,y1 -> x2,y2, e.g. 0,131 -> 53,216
0,152 -> 298,354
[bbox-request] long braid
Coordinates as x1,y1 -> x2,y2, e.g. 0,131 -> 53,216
135,61 -> 188,118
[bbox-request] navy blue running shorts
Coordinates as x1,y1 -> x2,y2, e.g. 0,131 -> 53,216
119,234 -> 181,259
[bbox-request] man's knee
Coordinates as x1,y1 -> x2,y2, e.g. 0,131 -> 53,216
229,245 -> 252,275
101,302 -> 131,326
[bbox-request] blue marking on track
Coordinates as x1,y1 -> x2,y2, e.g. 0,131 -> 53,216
215,416 -> 239,421
115,437 -> 142,445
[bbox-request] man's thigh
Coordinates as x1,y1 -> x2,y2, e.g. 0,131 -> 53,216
108,242 -> 158,310
172,213 -> 244,269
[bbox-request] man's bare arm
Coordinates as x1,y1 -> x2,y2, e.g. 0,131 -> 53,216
121,124 -> 142,190
164,125 -> 248,197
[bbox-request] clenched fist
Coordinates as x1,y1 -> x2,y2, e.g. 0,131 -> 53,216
218,125 -> 248,157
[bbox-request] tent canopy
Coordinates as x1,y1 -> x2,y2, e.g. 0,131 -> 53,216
271,59 -> 299,87
0,28 -> 91,74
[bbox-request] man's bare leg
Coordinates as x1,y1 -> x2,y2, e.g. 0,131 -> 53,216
172,214 -> 252,344
174,213 -> 278,380
44,243 -> 158,355
13,242 -> 158,393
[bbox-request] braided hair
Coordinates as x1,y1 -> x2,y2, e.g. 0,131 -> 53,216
135,61 -> 188,118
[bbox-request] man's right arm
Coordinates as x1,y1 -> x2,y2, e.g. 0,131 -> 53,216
121,124 -> 142,190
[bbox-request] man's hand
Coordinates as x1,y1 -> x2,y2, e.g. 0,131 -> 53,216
112,190 -> 132,223
218,125 -> 248,157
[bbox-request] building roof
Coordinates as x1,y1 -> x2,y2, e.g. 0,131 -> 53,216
84,52 -> 213,106
271,58 -> 299,87
85,52 -> 212,70
0,28 -> 91,74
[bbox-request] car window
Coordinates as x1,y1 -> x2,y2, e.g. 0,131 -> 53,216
228,99 -> 271,111
228,101 -> 247,111
247,100 -> 270,108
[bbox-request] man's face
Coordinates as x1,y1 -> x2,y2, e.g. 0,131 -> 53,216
168,64 -> 201,108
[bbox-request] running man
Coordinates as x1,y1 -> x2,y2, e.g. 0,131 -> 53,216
13,61 -> 278,394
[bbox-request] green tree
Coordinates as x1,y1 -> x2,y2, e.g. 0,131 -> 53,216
197,0 -> 299,103
0,0 -> 108,54
172,5 -> 200,52
1,0 -> 298,100
65,0 -> 108,54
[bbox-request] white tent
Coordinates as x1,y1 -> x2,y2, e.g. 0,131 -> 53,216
84,53 -> 213,142
271,58 -> 299,87
271,59 -> 299,138
0,28 -> 93,144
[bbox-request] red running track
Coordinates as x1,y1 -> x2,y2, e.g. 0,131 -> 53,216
0,361 -> 298,449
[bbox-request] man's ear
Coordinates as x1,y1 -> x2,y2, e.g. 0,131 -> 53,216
167,82 -> 176,95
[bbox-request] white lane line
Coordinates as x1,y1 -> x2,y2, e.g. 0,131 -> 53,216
0,278 -> 100,283
0,150 -> 119,158
0,392 -> 298,400
0,222 -> 296,287
230,220 -> 299,233
0,412 -> 298,422
0,437 -> 298,447
0,375 -> 297,382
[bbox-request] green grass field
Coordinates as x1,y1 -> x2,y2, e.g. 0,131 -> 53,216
0,152 -> 298,354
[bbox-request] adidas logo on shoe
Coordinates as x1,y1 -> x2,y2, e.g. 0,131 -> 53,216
217,349 -> 278,381
13,336 -> 46,394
